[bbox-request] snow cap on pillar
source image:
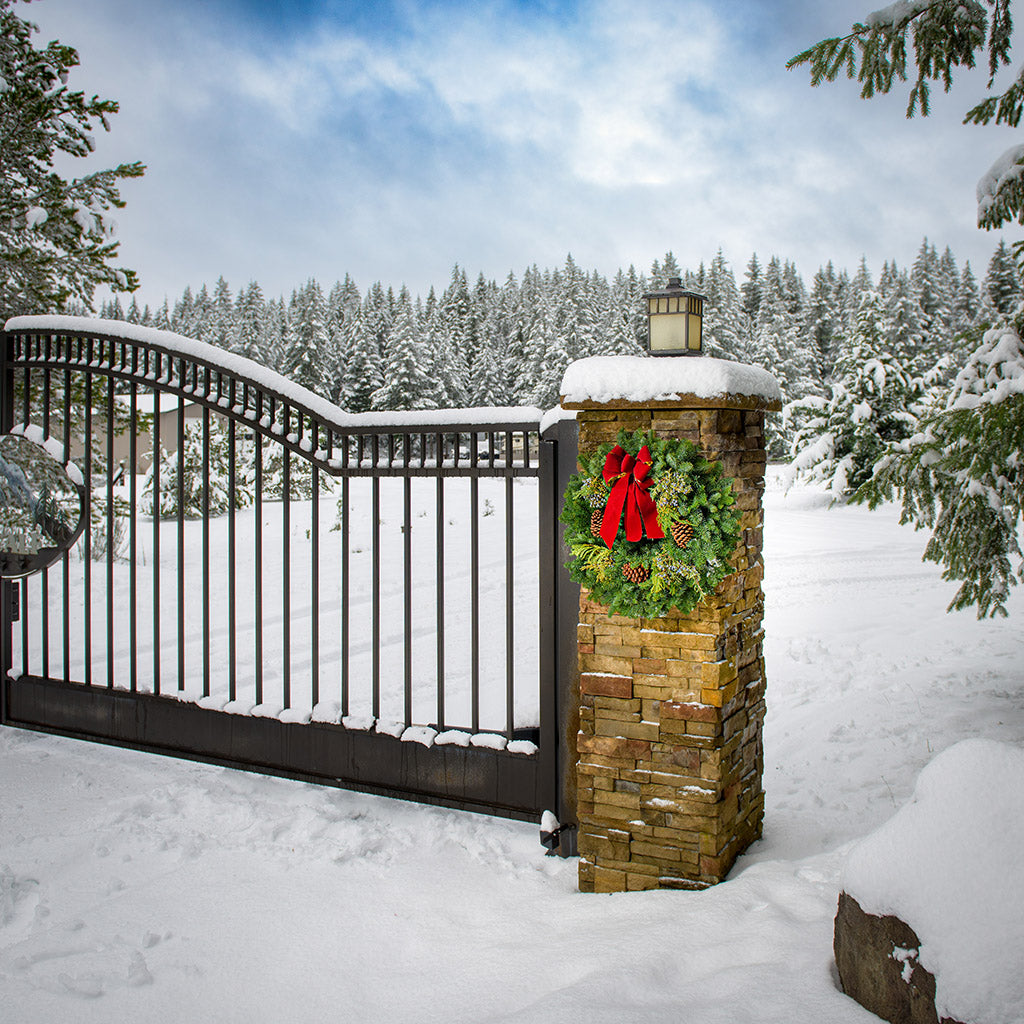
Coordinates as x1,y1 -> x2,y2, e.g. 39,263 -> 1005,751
560,355 -> 783,411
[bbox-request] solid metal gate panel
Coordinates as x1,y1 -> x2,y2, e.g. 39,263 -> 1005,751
0,318 -> 562,823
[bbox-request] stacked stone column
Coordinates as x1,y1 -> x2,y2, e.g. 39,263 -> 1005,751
562,393 -> 779,893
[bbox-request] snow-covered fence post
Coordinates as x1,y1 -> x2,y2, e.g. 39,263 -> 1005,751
560,356 -> 781,892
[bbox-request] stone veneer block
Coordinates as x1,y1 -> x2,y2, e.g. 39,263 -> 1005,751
564,388 -> 778,893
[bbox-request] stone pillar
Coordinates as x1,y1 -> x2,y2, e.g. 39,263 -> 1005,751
562,381 -> 780,893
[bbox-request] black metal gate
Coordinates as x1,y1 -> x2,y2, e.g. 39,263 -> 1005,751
0,318 -> 577,825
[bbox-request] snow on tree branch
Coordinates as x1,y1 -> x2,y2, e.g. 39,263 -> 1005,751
977,142 -> 1024,229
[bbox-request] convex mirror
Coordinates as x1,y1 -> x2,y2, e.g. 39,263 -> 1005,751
0,428 -> 86,578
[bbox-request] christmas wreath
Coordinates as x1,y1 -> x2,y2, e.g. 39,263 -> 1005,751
561,430 -> 740,618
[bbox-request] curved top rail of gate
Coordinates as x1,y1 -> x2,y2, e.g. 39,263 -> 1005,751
4,315 -> 546,476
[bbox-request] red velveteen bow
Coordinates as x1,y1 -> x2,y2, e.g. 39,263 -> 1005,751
599,444 -> 665,548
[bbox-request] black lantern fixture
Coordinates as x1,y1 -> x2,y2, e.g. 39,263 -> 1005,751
643,276 -> 704,356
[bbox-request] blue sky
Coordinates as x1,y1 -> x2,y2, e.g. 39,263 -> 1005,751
24,0 -> 1023,308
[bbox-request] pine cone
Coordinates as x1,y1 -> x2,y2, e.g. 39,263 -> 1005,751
621,562 -> 649,583
670,520 -> 694,548
590,509 -> 604,538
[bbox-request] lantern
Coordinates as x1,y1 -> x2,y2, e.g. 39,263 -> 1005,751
643,276 -> 704,356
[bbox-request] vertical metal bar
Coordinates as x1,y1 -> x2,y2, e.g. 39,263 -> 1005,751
41,362 -> 50,681
20,576 -> 28,679
177,390 -> 185,692
470,461 -> 480,734
282,442 -> 291,710
129,382 -> 138,692
403,473 -> 412,726
202,405 -> 210,698
0,332 -> 13,695
19,359 -> 31,681
106,368 -> 114,689
435,454 -> 445,732
228,414 -> 236,703
84,366 -> 92,685
341,470 -> 350,718
254,430 -> 263,706
311,436 -> 320,710
505,470 -> 515,740
153,388 -> 161,696
371,435 -> 380,720
62,365 -> 71,684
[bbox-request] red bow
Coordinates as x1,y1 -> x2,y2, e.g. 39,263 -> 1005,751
599,444 -> 665,548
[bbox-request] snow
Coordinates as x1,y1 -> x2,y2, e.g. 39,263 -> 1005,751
2,466 -> 1023,1022
539,405 -> 576,436
947,321 -> 1024,410
24,206 -> 48,228
3,316 -> 544,429
865,0 -> 932,29
435,729 -> 471,746
560,355 -> 782,406
8,422 -> 84,487
400,725 -> 437,746
977,143 -> 1024,221
842,739 -> 1024,1024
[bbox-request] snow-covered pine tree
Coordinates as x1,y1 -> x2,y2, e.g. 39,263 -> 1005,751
911,238 -> 945,333
740,253 -> 763,324
857,311 -> 1024,617
282,279 -> 330,394
788,290 -> 922,499
201,276 -> 233,351
439,266 -> 472,379
806,262 -> 842,385
258,297 -> 288,374
141,416 -> 254,518
0,0 -> 144,319
232,281 -> 265,360
420,303 -> 465,409
703,250 -> 745,360
153,299 -> 171,331
749,257 -> 818,456
321,276 -> 362,408
189,284 -> 214,342
528,289 -> 568,410
371,287 -> 434,412
648,251 -> 681,291
982,239 -> 1021,318
953,262 -> 981,337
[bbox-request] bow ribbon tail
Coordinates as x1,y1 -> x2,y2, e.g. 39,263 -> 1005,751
636,486 -> 664,540
599,476 -> 629,548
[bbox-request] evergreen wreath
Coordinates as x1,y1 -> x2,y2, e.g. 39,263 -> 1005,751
561,430 -> 740,618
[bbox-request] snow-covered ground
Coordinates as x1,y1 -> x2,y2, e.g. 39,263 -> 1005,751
2,467 -> 1022,1023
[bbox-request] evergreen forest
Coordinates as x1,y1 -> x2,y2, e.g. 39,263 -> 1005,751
87,240 -> 1022,457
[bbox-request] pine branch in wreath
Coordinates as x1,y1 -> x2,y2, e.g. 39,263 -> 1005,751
560,429 -> 740,618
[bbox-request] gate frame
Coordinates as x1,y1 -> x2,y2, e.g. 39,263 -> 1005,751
0,319 -> 577,828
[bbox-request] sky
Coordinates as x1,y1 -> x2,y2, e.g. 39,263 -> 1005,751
21,0 -> 1024,308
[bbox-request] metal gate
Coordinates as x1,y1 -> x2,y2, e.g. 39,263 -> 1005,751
0,317 -> 576,825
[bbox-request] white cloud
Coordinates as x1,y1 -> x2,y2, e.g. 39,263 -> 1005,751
20,0 -> 1017,308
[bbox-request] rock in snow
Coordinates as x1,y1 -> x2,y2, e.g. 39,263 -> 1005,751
840,739 -> 1024,1024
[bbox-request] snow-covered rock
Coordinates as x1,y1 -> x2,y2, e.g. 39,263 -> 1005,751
839,739 -> 1024,1024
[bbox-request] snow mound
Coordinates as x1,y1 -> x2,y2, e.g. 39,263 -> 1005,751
841,739 -> 1024,1024
560,355 -> 781,406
